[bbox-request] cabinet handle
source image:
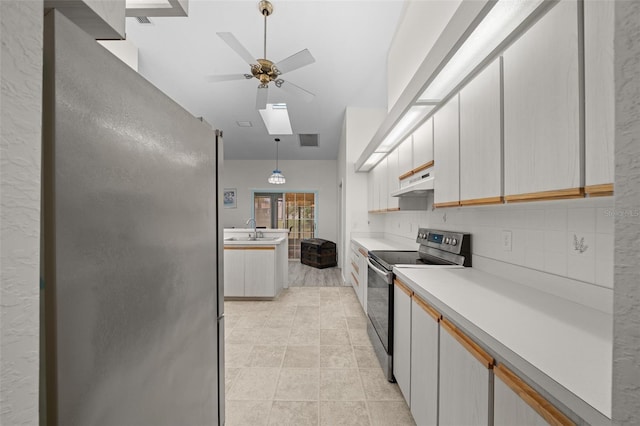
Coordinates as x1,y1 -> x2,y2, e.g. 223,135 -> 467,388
358,247 -> 368,257
494,364 -> 575,426
351,272 -> 359,287
413,293 -> 441,322
394,279 -> 413,297
441,318 -> 494,369
351,261 -> 359,274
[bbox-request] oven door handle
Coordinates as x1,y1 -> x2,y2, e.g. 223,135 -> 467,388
367,258 -> 393,284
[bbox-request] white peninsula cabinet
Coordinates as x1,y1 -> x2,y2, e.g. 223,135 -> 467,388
410,294 -> 440,426
494,364 -> 575,426
433,94 -> 460,208
459,58 -> 502,206
439,318 -> 494,426
503,0 -> 581,202
584,0 -> 615,196
224,245 -> 280,298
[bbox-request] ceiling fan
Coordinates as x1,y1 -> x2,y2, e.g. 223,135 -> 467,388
206,0 -> 316,110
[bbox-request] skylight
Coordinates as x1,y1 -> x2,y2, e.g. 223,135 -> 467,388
259,103 -> 293,135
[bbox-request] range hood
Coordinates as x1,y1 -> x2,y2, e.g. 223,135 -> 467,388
392,172 -> 434,197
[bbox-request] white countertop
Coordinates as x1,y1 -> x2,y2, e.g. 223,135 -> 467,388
351,236 -> 417,252
393,267 -> 612,420
223,236 -> 286,246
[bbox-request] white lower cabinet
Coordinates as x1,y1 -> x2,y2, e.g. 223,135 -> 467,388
393,279 -> 412,403
494,364 -> 575,426
350,242 -> 368,312
224,247 -> 275,297
410,295 -> 440,426
439,318 -> 494,426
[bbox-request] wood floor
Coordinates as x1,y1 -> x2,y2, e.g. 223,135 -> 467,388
288,261 -> 346,287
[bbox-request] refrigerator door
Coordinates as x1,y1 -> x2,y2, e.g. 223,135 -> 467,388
43,11 -> 220,426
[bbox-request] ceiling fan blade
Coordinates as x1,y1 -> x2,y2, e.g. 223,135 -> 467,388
205,73 -> 251,83
278,80 -> 315,103
273,49 -> 315,75
256,85 -> 269,110
217,32 -> 257,65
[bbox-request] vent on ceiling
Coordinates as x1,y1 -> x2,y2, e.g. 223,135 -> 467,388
299,134 -> 319,147
135,16 -> 152,24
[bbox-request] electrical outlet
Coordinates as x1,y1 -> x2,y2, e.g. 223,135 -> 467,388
502,230 -> 512,251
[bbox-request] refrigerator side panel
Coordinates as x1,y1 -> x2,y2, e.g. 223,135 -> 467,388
44,11 -> 218,426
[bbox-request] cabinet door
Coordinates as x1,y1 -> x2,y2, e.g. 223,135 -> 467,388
398,135 -> 413,178
412,118 -> 434,171
410,295 -> 439,426
223,249 -> 245,297
460,59 -> 502,205
244,248 -> 275,297
439,319 -> 493,426
367,168 -> 374,212
434,94 -> 460,207
357,246 -> 368,313
503,0 -> 581,200
494,364 -> 574,426
393,280 -> 412,403
387,148 -> 399,210
584,0 -> 614,194
375,158 -> 388,212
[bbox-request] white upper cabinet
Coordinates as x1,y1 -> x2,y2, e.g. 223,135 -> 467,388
459,59 -> 502,205
503,0 -> 581,201
584,0 -> 615,195
398,135 -> 413,177
412,118 -> 434,171
387,148 -> 400,210
434,94 -> 460,207
369,159 -> 388,212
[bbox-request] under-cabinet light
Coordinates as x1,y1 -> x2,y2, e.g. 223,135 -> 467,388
419,0 -> 543,101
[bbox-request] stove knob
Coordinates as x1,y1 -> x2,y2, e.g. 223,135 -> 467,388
444,237 -> 450,244
451,238 -> 458,246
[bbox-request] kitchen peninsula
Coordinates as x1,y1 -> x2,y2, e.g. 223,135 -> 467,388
223,229 -> 289,299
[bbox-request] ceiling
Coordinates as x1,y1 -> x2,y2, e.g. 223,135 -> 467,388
124,0 -> 405,161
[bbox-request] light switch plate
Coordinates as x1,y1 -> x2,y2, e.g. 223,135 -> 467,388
502,230 -> 512,251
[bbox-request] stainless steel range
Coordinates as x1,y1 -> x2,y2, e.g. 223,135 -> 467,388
366,228 -> 471,381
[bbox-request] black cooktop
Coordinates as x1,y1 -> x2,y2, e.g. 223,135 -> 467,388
369,250 -> 454,271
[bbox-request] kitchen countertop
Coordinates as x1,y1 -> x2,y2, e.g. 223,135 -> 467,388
393,266 -> 612,423
351,236 -> 417,252
223,236 -> 286,246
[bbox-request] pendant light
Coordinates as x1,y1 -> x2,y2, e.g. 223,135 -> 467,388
268,138 -> 286,184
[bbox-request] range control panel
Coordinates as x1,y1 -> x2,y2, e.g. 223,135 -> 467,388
416,228 -> 470,255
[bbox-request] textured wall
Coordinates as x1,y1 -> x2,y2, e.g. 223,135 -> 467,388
613,1 -> 640,425
0,1 -> 43,424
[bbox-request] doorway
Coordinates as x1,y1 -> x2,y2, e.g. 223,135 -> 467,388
252,190 -> 317,259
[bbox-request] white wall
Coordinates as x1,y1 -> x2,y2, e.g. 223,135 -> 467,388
221,160 -> 338,244
387,0 -> 461,109
613,1 -> 640,424
338,107 -> 386,272
0,1 -> 43,424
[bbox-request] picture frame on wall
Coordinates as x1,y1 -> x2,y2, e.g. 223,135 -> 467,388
223,188 -> 237,209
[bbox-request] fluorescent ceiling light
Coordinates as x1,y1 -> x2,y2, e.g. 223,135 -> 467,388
376,105 -> 434,153
236,121 -> 253,127
419,0 -> 543,101
126,0 -> 171,9
360,152 -> 387,172
259,103 -> 293,135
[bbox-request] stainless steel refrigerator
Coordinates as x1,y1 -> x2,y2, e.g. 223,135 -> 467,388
42,10 -> 224,426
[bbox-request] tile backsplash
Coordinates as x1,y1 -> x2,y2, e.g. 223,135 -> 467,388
375,194 -> 614,289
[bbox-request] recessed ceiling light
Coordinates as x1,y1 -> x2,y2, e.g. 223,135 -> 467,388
236,121 -> 253,127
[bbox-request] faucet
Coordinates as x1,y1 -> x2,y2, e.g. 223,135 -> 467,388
246,218 -> 257,240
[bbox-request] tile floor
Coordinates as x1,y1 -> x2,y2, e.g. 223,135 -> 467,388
224,286 -> 416,426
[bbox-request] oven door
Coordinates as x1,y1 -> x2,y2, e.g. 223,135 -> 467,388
366,257 -> 393,353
